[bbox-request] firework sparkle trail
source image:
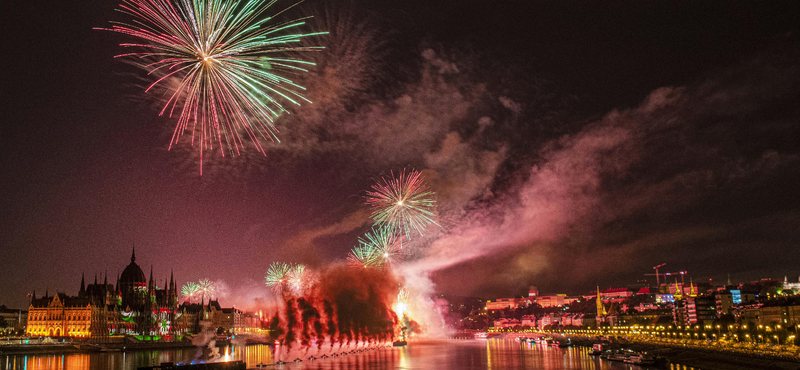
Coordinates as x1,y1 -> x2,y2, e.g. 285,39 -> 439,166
347,226 -> 404,269
347,245 -> 378,269
286,263 -> 308,294
180,281 -> 200,303
197,278 -> 216,301
97,0 -> 327,172
265,261 -> 292,292
366,169 -> 438,238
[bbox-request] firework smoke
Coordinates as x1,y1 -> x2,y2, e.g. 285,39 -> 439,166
270,263 -> 399,352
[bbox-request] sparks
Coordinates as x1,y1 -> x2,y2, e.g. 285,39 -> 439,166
366,169 -> 438,238
97,0 -> 327,172
347,226 -> 404,269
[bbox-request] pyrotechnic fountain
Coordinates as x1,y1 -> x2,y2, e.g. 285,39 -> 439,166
261,169 -> 439,358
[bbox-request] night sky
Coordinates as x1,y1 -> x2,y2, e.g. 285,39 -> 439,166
2,0 -> 800,310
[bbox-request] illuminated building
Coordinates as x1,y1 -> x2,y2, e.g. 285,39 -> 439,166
596,286 -> 606,317
492,318 -> 521,328
783,276 -> 800,294
26,292 -> 93,338
521,315 -> 537,327
536,294 -> 568,307
485,298 -> 523,310
0,305 -> 27,332
174,300 -> 246,335
26,248 -> 179,340
673,300 -> 689,326
686,296 -> 716,324
716,291 -> 734,316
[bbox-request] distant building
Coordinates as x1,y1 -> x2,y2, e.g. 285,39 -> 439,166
673,300 -> 689,326
537,313 -> 562,329
783,276 -> 800,294
521,315 -> 537,327
537,294 -> 567,307
486,298 -> 523,310
737,305 -> 800,326
716,291 -> 734,317
493,318 -> 521,328
589,288 -> 634,304
686,296 -> 716,324
0,306 -> 27,332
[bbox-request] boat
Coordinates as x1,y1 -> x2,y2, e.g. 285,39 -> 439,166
392,340 -> 407,347
588,343 -> 604,356
625,352 -> 655,365
606,350 -> 628,362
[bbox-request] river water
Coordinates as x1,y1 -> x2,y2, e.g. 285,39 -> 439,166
1,339 -> 696,370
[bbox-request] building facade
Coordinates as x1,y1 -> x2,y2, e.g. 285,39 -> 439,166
26,248 -> 179,340
686,296 -> 716,324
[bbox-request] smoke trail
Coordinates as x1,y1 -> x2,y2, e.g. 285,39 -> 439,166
296,297 -> 322,351
284,298 -> 297,350
270,264 -> 398,349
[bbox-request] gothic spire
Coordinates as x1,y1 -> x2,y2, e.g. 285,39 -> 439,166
80,272 -> 86,296
116,272 -> 120,292
131,244 -> 136,263
104,270 -> 108,286
149,265 -> 154,291
94,273 -> 98,285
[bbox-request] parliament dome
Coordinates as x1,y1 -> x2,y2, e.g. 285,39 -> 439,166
120,247 -> 146,283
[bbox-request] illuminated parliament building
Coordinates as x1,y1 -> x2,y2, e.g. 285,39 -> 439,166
26,248 -> 180,340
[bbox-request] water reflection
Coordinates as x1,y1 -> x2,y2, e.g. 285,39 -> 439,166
0,339 -> 695,370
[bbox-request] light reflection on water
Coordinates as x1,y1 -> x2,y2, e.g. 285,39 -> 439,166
0,339 -> 696,370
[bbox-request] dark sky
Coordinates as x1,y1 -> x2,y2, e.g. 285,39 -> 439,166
2,0 -> 799,309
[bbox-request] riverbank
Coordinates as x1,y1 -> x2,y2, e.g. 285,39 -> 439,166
555,335 -> 800,370
0,340 -> 234,355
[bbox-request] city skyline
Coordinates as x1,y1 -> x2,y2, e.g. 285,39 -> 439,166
3,0 -> 800,312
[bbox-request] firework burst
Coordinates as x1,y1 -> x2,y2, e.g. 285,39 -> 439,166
363,226 -> 404,267
286,263 -> 307,294
97,0 -> 326,172
180,282 -> 200,303
197,278 -> 216,301
347,226 -> 404,269
347,245 -> 379,269
265,261 -> 291,292
366,169 -> 438,238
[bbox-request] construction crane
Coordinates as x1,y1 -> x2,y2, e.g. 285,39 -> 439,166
644,263 -> 667,286
664,271 -> 688,286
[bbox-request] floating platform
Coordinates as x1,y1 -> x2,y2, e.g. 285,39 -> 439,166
138,361 -> 245,370
392,341 -> 407,347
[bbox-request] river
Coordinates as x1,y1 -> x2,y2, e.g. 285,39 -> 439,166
1,339 -> 696,370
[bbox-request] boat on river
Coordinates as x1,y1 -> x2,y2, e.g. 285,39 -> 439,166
624,352 -> 655,365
